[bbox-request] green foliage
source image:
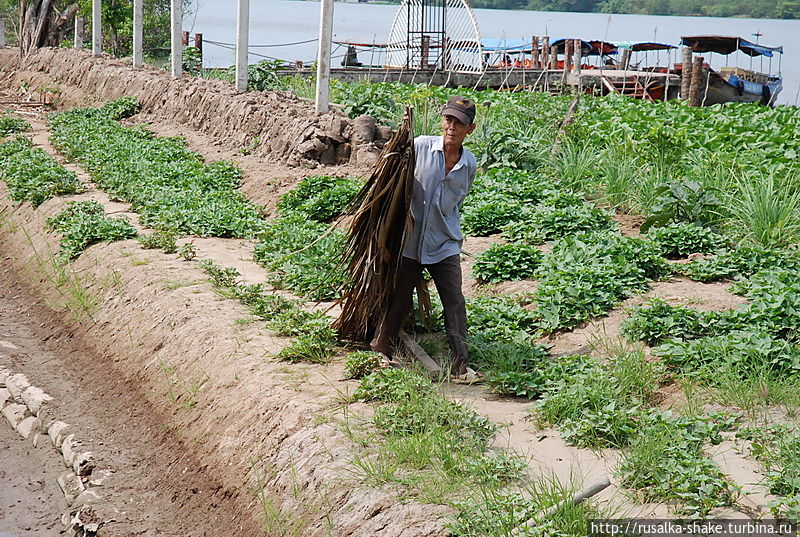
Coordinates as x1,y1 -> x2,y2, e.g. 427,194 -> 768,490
138,229 -> 178,253
0,113 -> 29,137
682,246 -> 800,282
178,242 -> 196,261
353,368 -> 434,402
49,99 -> 265,238
253,213 -> 346,300
276,335 -> 335,363
467,295 -> 538,342
461,191 -> 525,236
472,243 -> 543,283
534,233 -> 670,331
343,351 -> 383,380
619,412 -> 738,518
737,425 -> 800,513
645,222 -> 727,258
622,299 -> 709,345
641,180 -> 721,232
655,329 -> 800,379
276,174 -> 363,222
0,136 -> 82,207
502,203 -> 615,244
45,201 -> 137,259
182,46 -> 202,75
99,96 -> 141,120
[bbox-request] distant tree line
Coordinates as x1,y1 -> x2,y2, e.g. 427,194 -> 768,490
378,0 -> 799,19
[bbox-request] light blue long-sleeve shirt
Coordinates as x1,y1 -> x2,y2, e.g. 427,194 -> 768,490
402,135 -> 477,264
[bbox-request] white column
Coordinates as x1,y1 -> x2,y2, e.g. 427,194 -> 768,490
0,19 -> 5,48
133,0 -> 143,67
74,17 -> 84,48
235,0 -> 250,92
314,0 -> 334,113
92,0 -> 101,57
170,0 -> 182,78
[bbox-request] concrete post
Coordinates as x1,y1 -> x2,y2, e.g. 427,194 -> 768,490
133,0 -> 143,67
92,0 -> 101,57
573,38 -> 582,74
0,19 -> 5,48
681,46 -> 692,100
74,16 -> 84,48
170,0 -> 182,78
315,0 -> 334,114
235,0 -> 250,92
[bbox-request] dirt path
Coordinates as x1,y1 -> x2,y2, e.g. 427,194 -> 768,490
0,270 -> 262,536
0,421 -> 66,537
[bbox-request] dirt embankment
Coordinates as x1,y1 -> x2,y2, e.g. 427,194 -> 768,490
0,138 -> 448,536
0,47 -> 389,168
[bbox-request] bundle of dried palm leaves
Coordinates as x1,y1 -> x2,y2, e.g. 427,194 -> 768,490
333,107 -> 415,340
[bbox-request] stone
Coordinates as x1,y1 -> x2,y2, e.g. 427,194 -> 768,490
16,416 -> 41,439
62,434 -> 79,467
2,403 -> 27,428
88,469 -> 113,487
72,489 -> 102,508
57,470 -> 84,505
72,452 -> 95,477
0,367 -> 10,387
297,137 -> 325,158
49,421 -> 73,447
20,386 -> 52,416
352,143 -> 381,166
352,115 -> 376,144
376,125 -> 394,141
6,373 -> 30,400
0,387 -> 10,406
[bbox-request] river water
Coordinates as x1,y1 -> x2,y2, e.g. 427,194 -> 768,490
189,0 -> 799,105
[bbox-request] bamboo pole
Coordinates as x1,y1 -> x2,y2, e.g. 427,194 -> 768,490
689,55 -> 703,107
681,46 -> 692,100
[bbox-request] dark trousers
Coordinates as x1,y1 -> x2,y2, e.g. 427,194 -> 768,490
371,254 -> 469,372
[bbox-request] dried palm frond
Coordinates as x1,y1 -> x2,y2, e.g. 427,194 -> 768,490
333,107 -> 415,340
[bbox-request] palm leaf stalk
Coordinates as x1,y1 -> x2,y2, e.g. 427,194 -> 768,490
333,107 -> 415,340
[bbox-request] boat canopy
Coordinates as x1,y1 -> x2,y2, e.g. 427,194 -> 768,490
681,36 -> 783,57
614,41 -> 677,52
480,38 -> 530,53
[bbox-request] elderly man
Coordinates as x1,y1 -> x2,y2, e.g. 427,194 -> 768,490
370,95 -> 478,379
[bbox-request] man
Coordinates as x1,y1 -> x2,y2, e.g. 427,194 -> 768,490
370,96 -> 478,379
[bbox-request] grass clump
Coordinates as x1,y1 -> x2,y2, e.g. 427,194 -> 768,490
0,137 -> 83,207
343,350 -> 383,379
619,411 -> 738,517
645,222 -> 727,258
276,174 -> 363,222
472,243 -> 543,283
138,229 -> 178,253
0,113 -> 29,137
46,201 -> 137,259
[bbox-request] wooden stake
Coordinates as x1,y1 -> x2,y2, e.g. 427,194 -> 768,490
573,38 -> 582,74
531,35 -> 539,68
681,46 -> 692,100
182,30 -> 189,46
542,36 -> 550,69
195,33 -> 203,65
689,55 -> 703,107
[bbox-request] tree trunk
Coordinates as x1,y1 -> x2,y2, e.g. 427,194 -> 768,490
19,0 -> 77,54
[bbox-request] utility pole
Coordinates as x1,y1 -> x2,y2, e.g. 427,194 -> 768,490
170,0 -> 182,77
92,0 -> 101,57
235,0 -> 250,92
315,0 -> 334,113
133,0 -> 143,67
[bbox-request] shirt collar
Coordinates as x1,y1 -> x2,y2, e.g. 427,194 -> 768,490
433,135 -> 469,173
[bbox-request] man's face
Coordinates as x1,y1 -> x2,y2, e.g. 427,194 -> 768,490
441,114 -> 476,147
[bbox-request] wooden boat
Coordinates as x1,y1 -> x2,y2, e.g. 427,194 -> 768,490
681,35 -> 783,106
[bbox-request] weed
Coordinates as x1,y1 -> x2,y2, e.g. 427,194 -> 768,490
178,241 -> 196,260
343,350 -> 382,379
138,229 -> 178,253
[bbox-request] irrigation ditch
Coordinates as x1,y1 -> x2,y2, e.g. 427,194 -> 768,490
1,45 -> 799,536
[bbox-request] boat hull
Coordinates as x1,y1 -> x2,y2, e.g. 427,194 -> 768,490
700,68 -> 783,106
